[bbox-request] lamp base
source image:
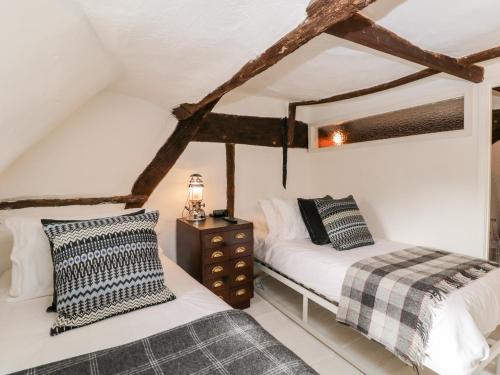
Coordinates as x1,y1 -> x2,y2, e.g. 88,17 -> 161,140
185,202 -> 206,222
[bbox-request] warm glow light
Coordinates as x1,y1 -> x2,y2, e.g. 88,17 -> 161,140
332,131 -> 345,146
189,186 -> 203,201
188,173 -> 204,202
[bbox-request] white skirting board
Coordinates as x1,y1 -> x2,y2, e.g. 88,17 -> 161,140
254,261 -> 500,375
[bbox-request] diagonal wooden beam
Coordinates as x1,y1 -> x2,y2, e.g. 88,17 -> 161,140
291,45 -> 500,109
459,46 -> 500,65
126,100 -> 219,208
326,14 -> 483,83
172,0 -> 377,121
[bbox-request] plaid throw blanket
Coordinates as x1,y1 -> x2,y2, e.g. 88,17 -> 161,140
336,247 -> 497,368
13,310 -> 317,375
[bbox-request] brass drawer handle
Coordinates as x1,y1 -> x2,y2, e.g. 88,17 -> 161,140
235,260 -> 247,269
235,288 -> 246,296
213,280 -> 224,288
235,246 -> 246,254
235,274 -> 247,282
211,235 -> 224,244
211,250 -> 224,259
212,266 -> 224,274
235,232 -> 246,240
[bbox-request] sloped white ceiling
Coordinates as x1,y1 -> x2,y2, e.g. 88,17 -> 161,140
0,0 -> 118,174
2,0 -> 500,176
74,0 -> 500,108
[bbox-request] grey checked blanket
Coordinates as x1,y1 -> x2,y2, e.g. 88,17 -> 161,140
336,247 -> 498,369
13,310 -> 317,375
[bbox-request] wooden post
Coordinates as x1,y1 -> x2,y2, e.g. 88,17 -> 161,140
225,143 -> 235,217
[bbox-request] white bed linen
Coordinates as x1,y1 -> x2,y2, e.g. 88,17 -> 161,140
255,238 -> 500,375
0,255 -> 231,374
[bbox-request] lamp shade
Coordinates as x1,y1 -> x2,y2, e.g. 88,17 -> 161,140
188,173 -> 204,202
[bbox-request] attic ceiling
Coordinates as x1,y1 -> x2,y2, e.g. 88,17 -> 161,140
2,0 -> 500,176
76,0 -> 500,106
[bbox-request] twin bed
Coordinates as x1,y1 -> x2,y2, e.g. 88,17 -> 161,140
253,235 -> 500,375
0,251 -> 316,375
2,202 -> 500,375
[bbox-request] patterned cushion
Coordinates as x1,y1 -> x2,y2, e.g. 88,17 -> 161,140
44,209 -> 146,313
314,195 -> 374,250
42,211 -> 175,335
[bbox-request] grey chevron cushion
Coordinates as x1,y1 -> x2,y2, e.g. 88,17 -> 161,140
314,195 -> 374,250
42,211 -> 175,335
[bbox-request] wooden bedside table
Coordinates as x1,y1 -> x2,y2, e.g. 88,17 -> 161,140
176,217 -> 254,309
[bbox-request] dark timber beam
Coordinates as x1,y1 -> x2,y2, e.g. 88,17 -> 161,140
172,0 -> 377,121
291,69 -> 436,107
287,105 -> 297,146
326,14 -> 483,83
126,100 -> 219,208
0,195 -> 147,210
292,45 -> 500,108
192,113 -> 308,148
225,144 -> 235,217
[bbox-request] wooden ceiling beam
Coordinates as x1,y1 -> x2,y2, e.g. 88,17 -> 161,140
126,100 -> 219,208
0,195 -> 147,210
291,45 -> 500,109
172,0 -> 378,121
193,112 -> 308,148
326,14 -> 483,83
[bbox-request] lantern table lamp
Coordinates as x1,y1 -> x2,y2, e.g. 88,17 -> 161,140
184,173 -> 206,222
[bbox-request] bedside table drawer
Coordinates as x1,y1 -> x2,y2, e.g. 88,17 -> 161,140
205,277 -> 228,292
230,283 -> 253,304
203,261 -> 230,279
229,269 -> 252,287
229,244 -> 252,259
203,247 -> 230,264
202,229 -> 253,249
230,256 -> 252,272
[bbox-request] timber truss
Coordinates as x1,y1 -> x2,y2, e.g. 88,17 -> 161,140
2,0 -> 500,211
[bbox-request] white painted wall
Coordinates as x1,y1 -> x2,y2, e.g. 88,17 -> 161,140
0,91 -> 308,266
307,77 -> 490,258
0,0 -> 118,174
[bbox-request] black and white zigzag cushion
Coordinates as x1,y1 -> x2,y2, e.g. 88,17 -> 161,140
42,210 -> 175,335
314,195 -> 374,250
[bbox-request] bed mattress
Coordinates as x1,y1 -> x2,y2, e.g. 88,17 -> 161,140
0,255 -> 231,374
255,237 -> 500,375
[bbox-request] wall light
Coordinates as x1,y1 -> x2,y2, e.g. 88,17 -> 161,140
332,131 -> 345,146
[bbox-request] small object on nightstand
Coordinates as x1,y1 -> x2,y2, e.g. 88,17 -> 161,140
223,216 -> 237,224
210,209 -> 228,218
176,217 -> 254,309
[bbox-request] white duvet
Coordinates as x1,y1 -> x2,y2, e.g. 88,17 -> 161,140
255,237 -> 500,375
0,255 -> 231,374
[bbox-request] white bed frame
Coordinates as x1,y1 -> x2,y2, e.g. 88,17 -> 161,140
254,261 -> 500,375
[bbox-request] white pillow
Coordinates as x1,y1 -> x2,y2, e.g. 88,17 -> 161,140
258,199 -> 280,239
271,198 -> 309,240
5,208 -> 145,302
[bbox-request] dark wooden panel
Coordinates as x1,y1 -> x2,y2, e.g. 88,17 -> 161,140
317,97 -> 464,148
193,113 -> 308,148
0,195 -> 147,210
